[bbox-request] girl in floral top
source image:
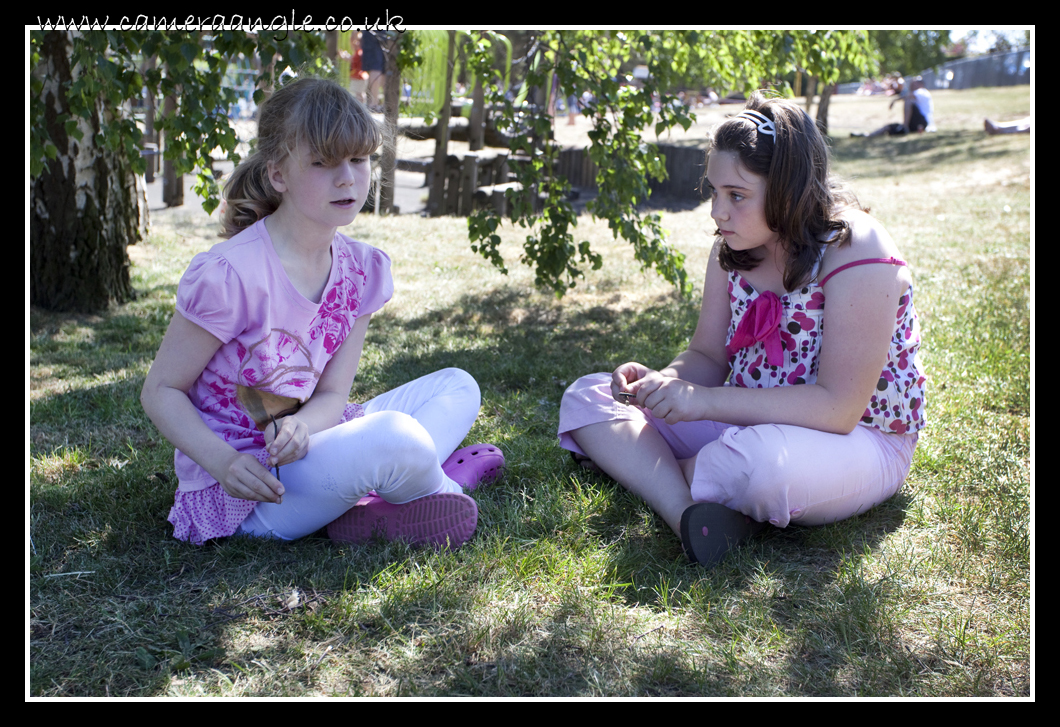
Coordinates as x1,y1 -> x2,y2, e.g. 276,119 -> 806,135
557,92 -> 925,566
141,78 -> 503,549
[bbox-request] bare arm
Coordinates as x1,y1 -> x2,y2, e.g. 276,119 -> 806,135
140,312 -> 286,503
631,214 -> 907,434
662,239 -> 733,385
140,312 -> 372,502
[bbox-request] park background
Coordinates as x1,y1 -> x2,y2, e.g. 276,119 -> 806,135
29,30 -> 1031,697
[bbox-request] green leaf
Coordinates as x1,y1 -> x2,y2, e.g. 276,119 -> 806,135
180,42 -> 200,65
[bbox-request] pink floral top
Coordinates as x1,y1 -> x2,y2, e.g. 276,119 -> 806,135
166,218 -> 393,543
726,264 -> 926,435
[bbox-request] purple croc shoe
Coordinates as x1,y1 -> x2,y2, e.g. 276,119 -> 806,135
442,444 -> 505,491
327,492 -> 479,549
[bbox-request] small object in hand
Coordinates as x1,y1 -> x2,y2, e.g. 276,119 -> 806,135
617,391 -> 636,403
270,415 -> 283,503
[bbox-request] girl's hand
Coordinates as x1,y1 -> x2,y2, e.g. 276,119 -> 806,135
612,362 -> 651,402
640,376 -> 704,425
216,451 -> 286,503
264,415 -> 310,468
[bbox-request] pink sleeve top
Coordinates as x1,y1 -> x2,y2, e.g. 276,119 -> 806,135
166,218 -> 393,543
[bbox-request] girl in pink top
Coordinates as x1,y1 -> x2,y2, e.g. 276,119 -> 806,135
558,93 -> 926,566
141,78 -> 504,549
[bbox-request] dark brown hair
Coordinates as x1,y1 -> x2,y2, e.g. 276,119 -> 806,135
220,76 -> 384,238
703,91 -> 862,291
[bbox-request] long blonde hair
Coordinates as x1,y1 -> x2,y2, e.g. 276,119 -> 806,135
220,77 -> 384,238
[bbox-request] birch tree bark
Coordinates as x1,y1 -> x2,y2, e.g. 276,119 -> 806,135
30,31 -> 147,312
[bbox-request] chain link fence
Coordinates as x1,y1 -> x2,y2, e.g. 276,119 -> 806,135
838,47 -> 1030,94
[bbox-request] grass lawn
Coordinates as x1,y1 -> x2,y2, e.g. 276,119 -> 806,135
29,86 -> 1031,697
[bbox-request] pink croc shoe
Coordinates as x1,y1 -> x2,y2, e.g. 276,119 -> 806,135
441,444 -> 505,490
326,492 -> 478,549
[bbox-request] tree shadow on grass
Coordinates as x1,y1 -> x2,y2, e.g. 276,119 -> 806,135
831,129 -> 1027,178
416,490 -> 912,696
29,288 -> 175,408
364,283 -> 913,679
30,301 -> 170,455
364,283 -> 700,395
31,274 -> 918,696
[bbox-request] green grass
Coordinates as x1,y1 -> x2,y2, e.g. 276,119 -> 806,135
29,86 -> 1030,697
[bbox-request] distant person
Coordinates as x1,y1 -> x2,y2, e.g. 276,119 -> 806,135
905,77 -> 934,131
567,93 -> 579,125
853,76 -> 934,137
348,32 -> 368,105
361,30 -> 386,112
857,78 -> 885,96
985,117 -> 1031,135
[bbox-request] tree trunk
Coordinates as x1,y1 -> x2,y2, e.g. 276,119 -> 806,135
469,76 -> 485,151
804,75 -> 817,112
162,88 -> 183,208
378,34 -> 402,215
143,55 -> 156,184
815,82 -> 834,136
427,31 -> 457,217
30,31 -> 147,312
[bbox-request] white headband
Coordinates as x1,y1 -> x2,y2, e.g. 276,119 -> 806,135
737,110 -> 777,142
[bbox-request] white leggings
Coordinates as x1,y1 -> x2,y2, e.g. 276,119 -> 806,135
237,368 -> 480,540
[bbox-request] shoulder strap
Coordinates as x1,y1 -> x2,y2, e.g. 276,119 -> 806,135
819,257 -> 906,287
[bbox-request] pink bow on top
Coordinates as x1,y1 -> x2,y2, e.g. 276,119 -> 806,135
726,290 -> 784,367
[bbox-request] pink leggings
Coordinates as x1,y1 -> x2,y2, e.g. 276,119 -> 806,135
558,374 -> 917,528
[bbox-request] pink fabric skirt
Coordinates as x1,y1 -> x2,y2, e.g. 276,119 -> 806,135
558,373 -> 917,528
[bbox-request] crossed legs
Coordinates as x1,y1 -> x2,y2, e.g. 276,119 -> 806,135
559,373 -> 916,536
238,368 -> 480,540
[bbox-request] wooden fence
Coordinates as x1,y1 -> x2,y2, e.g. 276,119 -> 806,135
424,142 -> 707,217
429,151 -> 514,217
555,144 -> 706,199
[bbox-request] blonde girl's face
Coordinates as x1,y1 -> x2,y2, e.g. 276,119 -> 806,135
268,144 -> 372,232
705,151 -> 780,254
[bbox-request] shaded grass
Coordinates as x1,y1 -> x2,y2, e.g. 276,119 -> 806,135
30,87 -> 1030,697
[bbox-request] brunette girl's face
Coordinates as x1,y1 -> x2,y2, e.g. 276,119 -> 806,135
705,151 -> 780,254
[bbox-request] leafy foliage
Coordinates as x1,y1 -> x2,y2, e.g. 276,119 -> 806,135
868,30 -> 952,78
468,30 -> 876,297
29,29 -> 328,215
29,29 -> 878,300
